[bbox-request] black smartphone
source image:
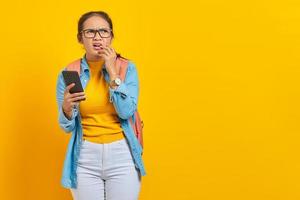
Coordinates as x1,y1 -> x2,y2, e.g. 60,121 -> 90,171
62,71 -> 86,101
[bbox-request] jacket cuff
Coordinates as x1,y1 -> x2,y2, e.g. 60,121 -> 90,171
109,83 -> 129,102
59,105 -> 76,123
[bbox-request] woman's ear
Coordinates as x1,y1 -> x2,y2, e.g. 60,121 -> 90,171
77,34 -> 83,44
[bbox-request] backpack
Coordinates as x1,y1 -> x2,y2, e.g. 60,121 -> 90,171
65,57 -> 144,149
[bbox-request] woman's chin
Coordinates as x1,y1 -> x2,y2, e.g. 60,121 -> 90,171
86,51 -> 102,60
90,50 -> 102,57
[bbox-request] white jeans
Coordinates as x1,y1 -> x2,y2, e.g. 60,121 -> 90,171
70,138 -> 142,200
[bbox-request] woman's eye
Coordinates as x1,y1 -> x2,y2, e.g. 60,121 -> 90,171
100,29 -> 109,33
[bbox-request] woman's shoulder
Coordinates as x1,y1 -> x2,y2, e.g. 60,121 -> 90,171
57,58 -> 81,77
118,56 -> 137,72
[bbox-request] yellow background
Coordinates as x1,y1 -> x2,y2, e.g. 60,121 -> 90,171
1,0 -> 300,199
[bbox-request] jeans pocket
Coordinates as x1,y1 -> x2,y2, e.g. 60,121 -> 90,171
78,140 -> 100,167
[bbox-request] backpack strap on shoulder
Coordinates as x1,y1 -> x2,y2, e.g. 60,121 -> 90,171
116,57 -> 129,81
66,59 -> 81,75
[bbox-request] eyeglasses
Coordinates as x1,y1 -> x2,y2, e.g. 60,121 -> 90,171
81,28 -> 112,38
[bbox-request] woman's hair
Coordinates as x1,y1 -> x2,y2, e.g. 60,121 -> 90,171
77,11 -> 125,59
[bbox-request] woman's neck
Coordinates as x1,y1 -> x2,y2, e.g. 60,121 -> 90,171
85,53 -> 103,61
86,55 -> 104,71
85,54 -> 104,69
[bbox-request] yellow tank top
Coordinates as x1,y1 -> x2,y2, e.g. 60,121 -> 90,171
79,59 -> 124,143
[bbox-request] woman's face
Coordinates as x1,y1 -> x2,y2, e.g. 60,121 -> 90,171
80,16 -> 113,60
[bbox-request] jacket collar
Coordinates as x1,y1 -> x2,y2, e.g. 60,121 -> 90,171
80,54 -> 110,82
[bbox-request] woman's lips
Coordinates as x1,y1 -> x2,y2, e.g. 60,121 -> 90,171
93,46 -> 102,50
93,43 -> 103,51
93,44 -> 103,50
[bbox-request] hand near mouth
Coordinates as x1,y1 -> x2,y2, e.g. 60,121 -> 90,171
97,45 -> 119,79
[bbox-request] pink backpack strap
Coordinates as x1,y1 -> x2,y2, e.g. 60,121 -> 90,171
116,57 -> 129,81
129,112 -> 144,149
66,59 -> 81,75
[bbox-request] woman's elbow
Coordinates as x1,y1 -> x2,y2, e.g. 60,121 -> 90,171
59,123 -> 75,133
58,116 -> 75,133
116,106 -> 136,120
117,111 -> 133,120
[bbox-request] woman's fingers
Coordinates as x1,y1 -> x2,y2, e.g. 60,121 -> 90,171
104,46 -> 114,54
108,46 -> 115,54
64,83 -> 75,94
98,48 -> 109,56
69,92 -> 85,98
65,91 -> 85,103
102,45 -> 115,56
69,95 -> 86,102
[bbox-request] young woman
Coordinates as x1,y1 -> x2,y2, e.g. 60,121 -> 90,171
56,11 -> 146,200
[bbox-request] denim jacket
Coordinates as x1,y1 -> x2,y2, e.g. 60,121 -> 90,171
56,54 -> 146,189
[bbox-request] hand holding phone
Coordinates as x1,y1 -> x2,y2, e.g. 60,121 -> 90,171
62,71 -> 85,94
61,71 -> 86,119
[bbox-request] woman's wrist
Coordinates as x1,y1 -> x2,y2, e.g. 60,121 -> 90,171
109,73 -> 118,81
109,84 -> 118,89
62,105 -> 72,120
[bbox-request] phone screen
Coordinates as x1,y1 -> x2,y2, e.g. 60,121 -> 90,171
62,71 -> 86,100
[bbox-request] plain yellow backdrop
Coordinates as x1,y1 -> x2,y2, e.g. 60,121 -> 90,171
1,0 -> 300,199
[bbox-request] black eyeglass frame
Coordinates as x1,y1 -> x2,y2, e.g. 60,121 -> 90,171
80,28 -> 112,38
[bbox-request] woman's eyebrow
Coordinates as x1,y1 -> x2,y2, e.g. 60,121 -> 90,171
85,27 -> 110,30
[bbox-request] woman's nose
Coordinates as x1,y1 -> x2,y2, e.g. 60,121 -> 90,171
93,31 -> 102,40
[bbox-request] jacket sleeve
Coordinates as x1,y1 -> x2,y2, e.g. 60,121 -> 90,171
109,61 -> 139,120
56,70 -> 78,133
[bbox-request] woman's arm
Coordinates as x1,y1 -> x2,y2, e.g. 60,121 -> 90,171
56,71 -> 78,133
109,61 -> 139,120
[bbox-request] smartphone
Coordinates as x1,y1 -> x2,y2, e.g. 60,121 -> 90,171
62,71 -> 86,101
